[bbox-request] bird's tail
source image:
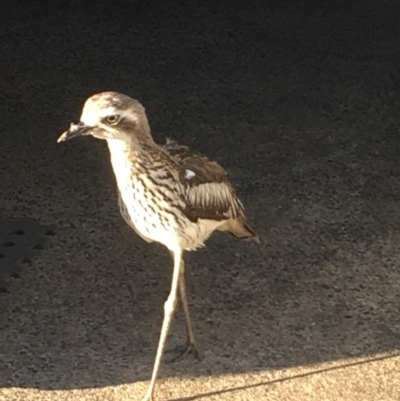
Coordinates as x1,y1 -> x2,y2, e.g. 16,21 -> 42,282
241,222 -> 260,243
219,219 -> 260,243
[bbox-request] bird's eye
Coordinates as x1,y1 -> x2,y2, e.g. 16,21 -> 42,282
105,114 -> 120,125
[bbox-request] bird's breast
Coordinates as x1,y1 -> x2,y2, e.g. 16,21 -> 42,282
106,139 -> 224,251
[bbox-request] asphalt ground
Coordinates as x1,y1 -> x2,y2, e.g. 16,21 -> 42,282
1,1 -> 399,400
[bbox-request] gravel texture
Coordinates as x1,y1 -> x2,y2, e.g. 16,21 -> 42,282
0,1 -> 399,400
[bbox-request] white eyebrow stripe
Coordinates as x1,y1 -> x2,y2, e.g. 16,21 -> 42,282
81,106 -> 137,127
100,107 -> 118,117
99,108 -> 138,123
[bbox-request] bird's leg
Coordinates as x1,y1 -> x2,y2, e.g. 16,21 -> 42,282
142,249 -> 183,401
165,251 -> 202,362
170,258 -> 203,362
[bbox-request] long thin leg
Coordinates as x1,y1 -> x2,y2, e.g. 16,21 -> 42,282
171,259 -> 203,361
142,248 -> 183,401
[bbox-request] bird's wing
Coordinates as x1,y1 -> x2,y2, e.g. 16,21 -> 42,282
162,139 -> 246,222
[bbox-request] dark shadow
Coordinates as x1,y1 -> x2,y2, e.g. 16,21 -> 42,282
0,0 -> 399,394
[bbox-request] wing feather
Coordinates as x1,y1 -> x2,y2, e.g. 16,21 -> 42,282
162,140 -> 245,222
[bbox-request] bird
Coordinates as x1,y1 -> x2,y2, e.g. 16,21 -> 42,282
57,91 -> 258,401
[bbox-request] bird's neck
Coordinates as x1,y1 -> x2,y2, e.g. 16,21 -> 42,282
107,137 -> 142,161
106,138 -> 155,182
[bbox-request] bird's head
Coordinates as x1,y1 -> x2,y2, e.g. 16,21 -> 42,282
57,91 -> 153,145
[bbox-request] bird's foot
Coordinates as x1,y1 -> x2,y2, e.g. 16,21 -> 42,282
141,392 -> 153,401
142,387 -> 154,401
167,340 -> 203,362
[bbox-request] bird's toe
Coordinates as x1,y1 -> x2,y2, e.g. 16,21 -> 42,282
167,341 -> 203,362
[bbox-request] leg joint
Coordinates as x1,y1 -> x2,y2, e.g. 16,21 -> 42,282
164,293 -> 178,315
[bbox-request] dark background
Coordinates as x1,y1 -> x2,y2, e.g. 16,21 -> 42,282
0,0 -> 399,398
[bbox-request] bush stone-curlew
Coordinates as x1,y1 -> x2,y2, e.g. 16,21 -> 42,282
58,91 -> 258,400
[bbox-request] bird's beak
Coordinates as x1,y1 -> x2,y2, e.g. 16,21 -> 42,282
57,122 -> 92,143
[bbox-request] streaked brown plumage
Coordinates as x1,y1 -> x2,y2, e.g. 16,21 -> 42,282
58,91 -> 258,401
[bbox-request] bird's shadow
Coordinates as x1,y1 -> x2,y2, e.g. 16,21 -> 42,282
169,352 -> 400,401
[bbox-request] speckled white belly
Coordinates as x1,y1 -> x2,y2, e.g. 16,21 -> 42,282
108,139 -> 223,251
